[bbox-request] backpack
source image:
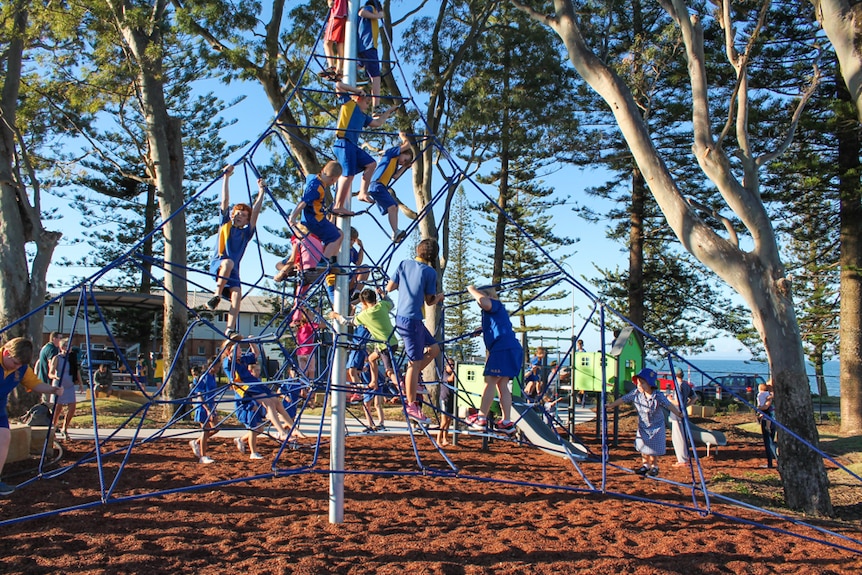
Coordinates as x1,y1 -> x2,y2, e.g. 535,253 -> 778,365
20,403 -> 53,427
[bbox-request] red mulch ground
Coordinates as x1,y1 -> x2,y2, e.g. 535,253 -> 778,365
1,412 -> 860,574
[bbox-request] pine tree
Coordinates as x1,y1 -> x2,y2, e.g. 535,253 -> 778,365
447,4 -> 577,352
443,188 -> 478,361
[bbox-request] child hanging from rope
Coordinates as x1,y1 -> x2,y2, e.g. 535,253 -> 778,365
464,285 -> 521,435
387,239 -> 444,424
207,166 -> 265,342
356,131 -> 413,243
331,81 -> 398,215
289,160 -> 344,271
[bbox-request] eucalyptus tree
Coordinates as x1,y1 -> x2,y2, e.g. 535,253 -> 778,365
0,0 -> 74,413
516,0 -> 831,514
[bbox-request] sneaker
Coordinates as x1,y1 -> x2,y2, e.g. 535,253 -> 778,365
199,456 -> 215,465
0,481 -> 15,496
648,466 -> 660,477
206,295 -> 221,310
190,439 -> 201,458
249,452 -> 264,460
466,413 -> 488,431
635,464 -> 649,476
348,393 -> 362,404
225,329 -> 243,342
405,402 -> 429,424
495,420 -> 517,435
392,229 -> 406,243
374,424 -> 387,432
234,437 -> 247,454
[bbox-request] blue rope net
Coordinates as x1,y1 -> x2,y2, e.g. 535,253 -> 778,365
0,10 -> 859,557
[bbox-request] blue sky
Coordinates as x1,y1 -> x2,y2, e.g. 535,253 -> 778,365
34,1 -> 750,360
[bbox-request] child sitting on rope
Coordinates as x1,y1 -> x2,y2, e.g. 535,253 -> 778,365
222,339 -> 306,443
464,285 -> 521,435
356,131 -> 413,243
331,81 -> 398,215
289,160 -> 344,271
387,239 -> 444,424
207,166 -> 265,342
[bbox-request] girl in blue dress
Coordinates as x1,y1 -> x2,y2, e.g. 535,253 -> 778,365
464,285 -> 522,435
606,368 -> 683,477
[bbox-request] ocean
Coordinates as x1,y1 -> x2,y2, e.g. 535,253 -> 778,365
648,358 -> 841,397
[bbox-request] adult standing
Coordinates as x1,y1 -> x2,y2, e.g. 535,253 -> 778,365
668,368 -> 697,467
37,332 -> 61,403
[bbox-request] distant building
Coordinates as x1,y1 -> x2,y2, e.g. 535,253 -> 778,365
41,290 -> 281,366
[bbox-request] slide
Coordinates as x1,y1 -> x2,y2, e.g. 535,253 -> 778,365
687,421 -> 727,454
511,400 -> 592,461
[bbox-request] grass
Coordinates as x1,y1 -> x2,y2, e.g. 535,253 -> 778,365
70,397 -> 161,428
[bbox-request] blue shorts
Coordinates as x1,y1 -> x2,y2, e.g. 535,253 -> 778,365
395,315 -> 436,362
236,400 -> 265,429
484,347 -> 523,378
193,402 -> 216,425
368,181 -> 397,215
347,347 -> 367,370
334,139 -> 375,177
209,257 -> 241,291
303,217 -> 341,246
358,48 -> 380,78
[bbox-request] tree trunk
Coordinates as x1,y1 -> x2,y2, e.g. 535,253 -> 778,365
628,168 -> 646,334
813,1 -> 862,122
836,80 -> 862,433
118,3 -> 189,404
519,0 -> 832,514
1,0 -> 62,414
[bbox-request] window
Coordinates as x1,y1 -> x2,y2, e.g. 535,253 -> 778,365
217,312 -> 228,323
253,314 -> 261,327
46,305 -> 55,317
197,345 -> 205,355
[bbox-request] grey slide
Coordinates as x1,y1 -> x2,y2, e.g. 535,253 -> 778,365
511,400 -> 591,461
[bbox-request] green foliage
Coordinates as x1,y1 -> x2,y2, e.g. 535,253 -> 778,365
443,188 -> 478,361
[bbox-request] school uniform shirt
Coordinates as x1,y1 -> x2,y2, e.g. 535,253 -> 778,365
391,259 -> 437,320
371,145 -> 402,187
1,365 -> 43,427
214,208 -> 255,263
301,174 -> 328,223
358,1 -> 382,52
336,94 -> 372,145
481,299 -> 519,352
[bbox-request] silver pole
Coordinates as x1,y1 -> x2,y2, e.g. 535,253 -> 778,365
329,0 -> 360,525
